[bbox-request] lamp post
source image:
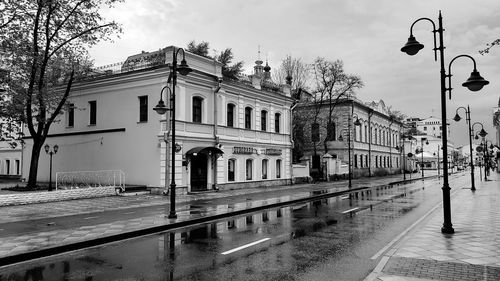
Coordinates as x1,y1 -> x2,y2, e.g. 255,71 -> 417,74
433,145 -> 441,177
472,123 -> 487,182
483,139 -> 494,180
338,115 -> 361,189
395,137 -> 406,180
44,144 -> 58,191
418,137 -> 429,179
453,106 -> 477,190
401,11 -> 489,234
153,47 -> 192,219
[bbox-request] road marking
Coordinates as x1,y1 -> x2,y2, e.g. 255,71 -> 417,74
83,216 -> 99,220
340,195 -> 350,200
124,211 -> 136,214
221,238 -> 271,255
341,207 -> 359,214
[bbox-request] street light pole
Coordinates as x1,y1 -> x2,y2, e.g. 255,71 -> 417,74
401,11 -> 489,234
453,105 -> 476,190
339,114 -> 361,189
153,47 -> 192,219
44,144 -> 58,191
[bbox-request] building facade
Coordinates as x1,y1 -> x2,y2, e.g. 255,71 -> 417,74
416,116 -> 450,139
294,98 -> 404,178
22,46 -> 294,192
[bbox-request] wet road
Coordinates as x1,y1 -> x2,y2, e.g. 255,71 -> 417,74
0,174 -> 469,281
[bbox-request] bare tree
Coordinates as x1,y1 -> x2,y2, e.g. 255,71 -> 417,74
1,0 -> 122,189
312,58 -> 363,154
273,55 -> 310,94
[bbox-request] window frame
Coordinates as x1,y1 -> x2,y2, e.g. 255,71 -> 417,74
192,96 -> 203,123
228,158 -> 236,182
67,103 -> 75,127
262,159 -> 268,179
227,103 -> 235,127
261,110 -> 267,131
138,96 -> 148,123
274,113 -> 281,133
89,100 -> 97,126
246,158 -> 253,180
245,107 -> 252,129
276,159 -> 282,178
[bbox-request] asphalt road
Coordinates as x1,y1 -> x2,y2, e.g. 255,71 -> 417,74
0,174 -> 470,281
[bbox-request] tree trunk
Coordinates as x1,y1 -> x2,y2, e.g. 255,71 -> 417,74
27,138 -> 43,188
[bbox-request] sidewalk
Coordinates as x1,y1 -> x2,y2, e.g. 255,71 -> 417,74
365,171 -> 500,281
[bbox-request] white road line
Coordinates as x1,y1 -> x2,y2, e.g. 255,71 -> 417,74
221,238 -> 271,255
83,216 -> 99,220
124,211 -> 136,214
340,195 -> 350,200
341,207 -> 359,214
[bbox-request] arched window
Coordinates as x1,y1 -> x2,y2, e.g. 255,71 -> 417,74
275,113 -> 281,133
246,159 -> 253,180
228,159 -> 236,182
261,110 -> 267,131
326,122 -> 336,141
276,159 -> 282,178
227,104 -> 235,127
192,97 -> 203,123
311,122 -> 320,142
245,107 -> 252,129
262,159 -> 268,179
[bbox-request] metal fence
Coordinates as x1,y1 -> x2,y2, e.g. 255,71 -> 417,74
56,170 -> 125,192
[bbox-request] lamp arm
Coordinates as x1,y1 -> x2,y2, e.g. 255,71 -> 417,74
409,17 -> 438,61
471,122 -> 484,131
446,55 -> 477,99
176,47 -> 186,61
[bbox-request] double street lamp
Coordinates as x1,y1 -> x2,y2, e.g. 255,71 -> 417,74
44,144 -> 58,191
417,137 -> 429,179
401,11 -> 489,234
338,114 -> 362,188
153,47 -> 192,219
453,106 -> 481,190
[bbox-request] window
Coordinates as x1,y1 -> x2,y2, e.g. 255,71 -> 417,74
227,104 -> 235,127
364,126 -> 368,142
274,113 -> 281,133
326,122 -> 336,141
375,156 -> 378,168
228,159 -> 235,182
261,110 -> 267,131
138,96 -> 148,122
424,126 -> 427,131
89,101 -> 96,125
67,103 -> 74,127
5,159 -> 10,175
15,160 -> 20,175
276,159 -> 281,178
365,155 -> 369,167
246,159 -> 253,180
192,97 -> 202,123
311,122 -> 320,142
374,128 -> 378,144
262,159 -> 268,179
354,154 -> 358,168
245,107 -> 252,129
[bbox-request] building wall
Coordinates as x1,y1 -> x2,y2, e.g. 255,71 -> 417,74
295,98 -> 403,178
22,46 -> 294,190
0,142 -> 21,176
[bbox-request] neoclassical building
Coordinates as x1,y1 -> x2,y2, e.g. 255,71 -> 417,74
294,98 -> 404,178
22,46 -> 295,192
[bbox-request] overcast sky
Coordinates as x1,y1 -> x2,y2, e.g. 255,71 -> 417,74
89,0 -> 500,147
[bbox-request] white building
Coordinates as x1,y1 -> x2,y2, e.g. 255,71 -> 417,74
416,116 -> 450,139
22,46 -> 294,193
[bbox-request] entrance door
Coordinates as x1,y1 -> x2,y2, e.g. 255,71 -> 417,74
191,154 -> 208,191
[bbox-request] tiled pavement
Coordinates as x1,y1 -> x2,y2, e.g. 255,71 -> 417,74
366,171 -> 500,281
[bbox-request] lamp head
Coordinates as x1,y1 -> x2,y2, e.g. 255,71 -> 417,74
401,35 -> 424,56
353,118 -> 362,127
395,145 -> 400,151
44,144 -> 49,153
53,144 -> 59,154
426,140 -> 429,145
453,113 -> 462,122
338,135 -> 344,142
462,70 -> 489,92
153,99 -> 169,115
479,128 -> 488,138
177,59 -> 192,76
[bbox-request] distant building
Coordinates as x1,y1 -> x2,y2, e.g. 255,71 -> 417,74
22,46 -> 295,192
493,97 -> 500,172
416,116 -> 450,139
294,97 -> 404,178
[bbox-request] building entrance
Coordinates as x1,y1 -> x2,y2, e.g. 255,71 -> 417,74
190,153 -> 208,191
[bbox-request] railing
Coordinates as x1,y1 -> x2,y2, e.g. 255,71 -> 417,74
56,170 -> 125,192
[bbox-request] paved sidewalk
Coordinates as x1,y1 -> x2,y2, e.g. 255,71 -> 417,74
365,171 -> 500,281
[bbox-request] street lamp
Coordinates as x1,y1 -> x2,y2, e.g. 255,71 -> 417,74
44,144 -> 58,191
338,114 -> 362,189
153,47 -> 192,219
417,137 -> 429,179
401,11 -> 489,234
453,106 -> 478,190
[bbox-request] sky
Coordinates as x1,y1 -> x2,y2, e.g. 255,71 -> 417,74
89,0 -> 500,147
